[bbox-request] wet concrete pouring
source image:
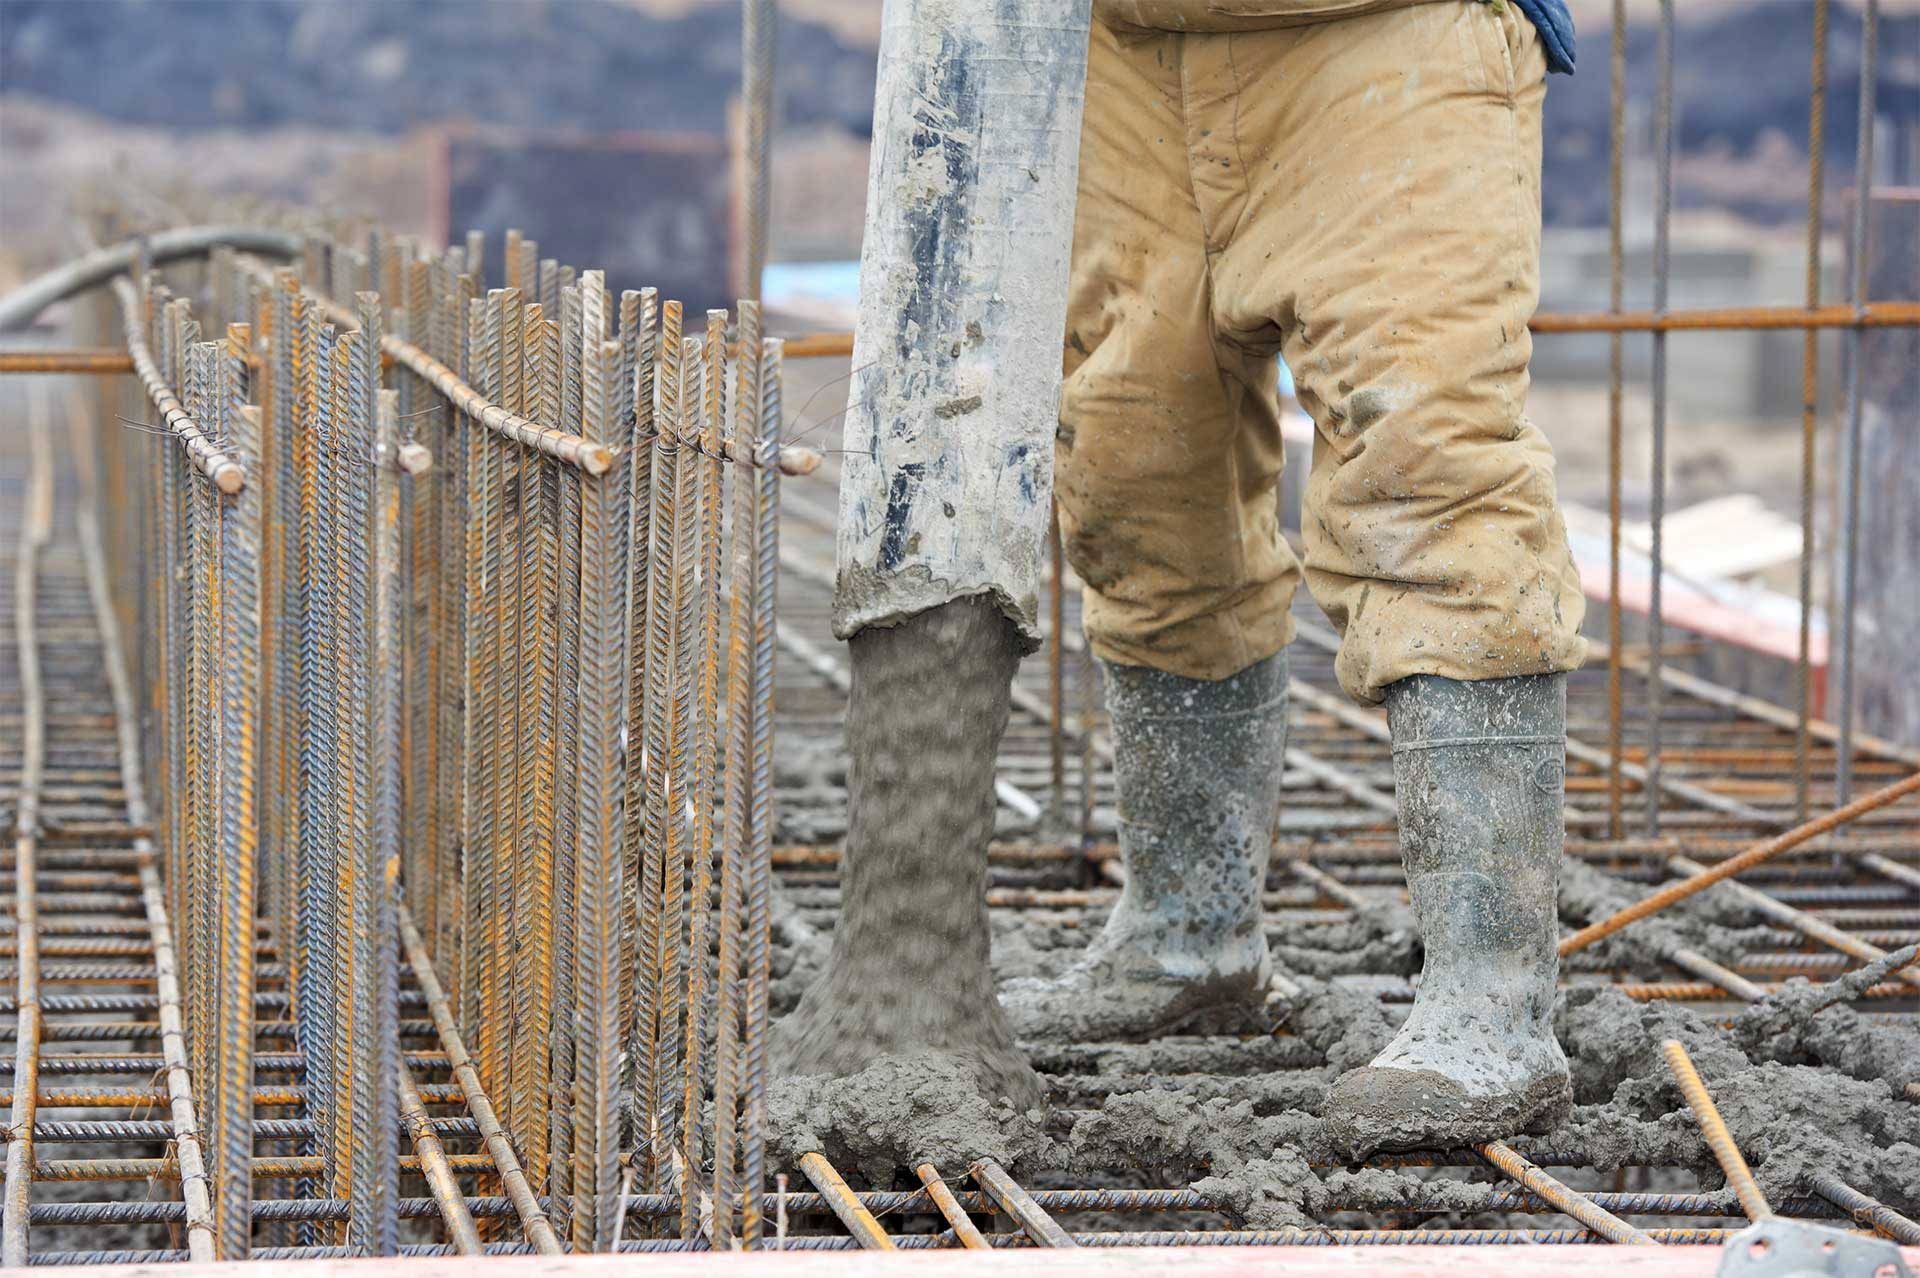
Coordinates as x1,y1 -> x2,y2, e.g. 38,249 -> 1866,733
757,453 -> 1920,1248
4,368 -> 1917,1258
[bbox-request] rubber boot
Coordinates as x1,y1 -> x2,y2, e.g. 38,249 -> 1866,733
1323,673 -> 1573,1159
1000,652 -> 1287,1041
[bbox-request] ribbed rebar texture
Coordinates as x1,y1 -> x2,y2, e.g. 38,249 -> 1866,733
55,218 -> 789,1260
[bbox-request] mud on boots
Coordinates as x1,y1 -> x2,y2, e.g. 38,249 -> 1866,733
1324,672 -> 1572,1159
1002,652 -> 1287,1041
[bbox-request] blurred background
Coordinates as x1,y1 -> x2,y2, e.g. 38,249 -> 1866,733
2,0 -> 1918,731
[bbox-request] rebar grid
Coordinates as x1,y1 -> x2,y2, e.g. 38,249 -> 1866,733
0,0 -> 1916,1263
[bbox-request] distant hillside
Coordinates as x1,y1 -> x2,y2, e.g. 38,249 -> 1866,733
1541,2 -> 1920,227
2,0 -> 1914,233
0,0 -> 878,137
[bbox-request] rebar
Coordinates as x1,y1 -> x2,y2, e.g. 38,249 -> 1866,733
971,1158 -> 1077,1249
914,1165 -> 990,1249
1659,1040 -> 1771,1222
2,385 -> 52,1267
12,105 -> 1914,1261
1831,0 -> 1880,807
1476,1142 -> 1658,1246
797,1152 -> 895,1251
1561,771 -> 1920,954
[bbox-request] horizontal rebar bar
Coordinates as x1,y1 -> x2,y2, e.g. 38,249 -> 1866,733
0,350 -> 135,375
777,300 -> 1920,359
107,277 -> 245,493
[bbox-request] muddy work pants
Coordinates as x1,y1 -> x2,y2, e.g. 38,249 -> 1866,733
1057,0 -> 1587,703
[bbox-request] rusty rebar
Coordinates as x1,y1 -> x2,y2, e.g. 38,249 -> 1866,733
1806,1173 -> 1920,1245
1795,0 -> 1830,822
1476,1142 -> 1658,1245
397,1061 -> 482,1256
0,349 -> 134,374
2,385 -> 53,1267
395,900 -> 561,1255
778,302 -> 1920,360
798,1152 -> 895,1251
1561,770 -> 1920,954
110,277 -> 245,492
914,1165 -> 990,1249
972,1158 -> 1077,1248
1657,1042 -> 1772,1226
237,255 -> 612,475
572,334 -> 631,1250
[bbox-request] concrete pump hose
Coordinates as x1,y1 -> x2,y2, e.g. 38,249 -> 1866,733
0,225 -> 302,333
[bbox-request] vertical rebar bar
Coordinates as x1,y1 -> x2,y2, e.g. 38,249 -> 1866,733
1604,0 -> 1627,840
572,336 -> 631,1250
739,337 -> 782,1248
651,329 -> 700,1206
714,300 -> 761,1246
1,385 -> 52,1267
678,308 -> 731,1240
1645,0 -> 1675,836
361,385 -> 405,1255
1795,0 -> 1831,822
516,308 -> 560,1193
442,270 -> 477,998
288,282 -> 333,1239
1833,0 -> 1878,806
337,313 -> 378,1242
548,281 -> 586,1241
619,284 -> 657,1216
484,287 -> 522,1132
610,286 -> 644,1197
637,301 -> 685,1203
572,271 -> 610,1248
210,351 -> 260,1260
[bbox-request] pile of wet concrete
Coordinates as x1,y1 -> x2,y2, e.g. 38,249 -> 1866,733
764,859 -> 1920,1231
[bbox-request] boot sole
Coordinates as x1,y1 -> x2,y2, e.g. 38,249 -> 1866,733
1324,1066 -> 1573,1163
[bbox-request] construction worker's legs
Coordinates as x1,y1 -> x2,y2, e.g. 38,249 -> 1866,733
1192,1 -> 1580,1147
1040,4 -> 1584,1138
1006,19 -> 1296,1041
1054,19 -> 1301,683
1056,3 -> 1583,701
1206,0 -> 1587,705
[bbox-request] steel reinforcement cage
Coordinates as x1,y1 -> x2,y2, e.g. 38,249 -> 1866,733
48,229 -> 790,1260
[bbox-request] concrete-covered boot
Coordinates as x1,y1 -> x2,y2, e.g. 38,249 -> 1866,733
1000,652 -> 1287,1041
1324,673 -> 1573,1159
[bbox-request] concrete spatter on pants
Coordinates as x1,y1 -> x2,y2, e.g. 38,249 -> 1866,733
771,598 -> 1044,1169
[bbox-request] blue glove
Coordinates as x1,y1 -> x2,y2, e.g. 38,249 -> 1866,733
1513,0 -> 1576,74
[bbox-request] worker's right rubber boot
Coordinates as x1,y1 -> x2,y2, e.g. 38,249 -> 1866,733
999,652 -> 1287,1041
1323,673 -> 1573,1159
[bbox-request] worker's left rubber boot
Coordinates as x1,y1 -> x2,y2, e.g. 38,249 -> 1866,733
999,652 -> 1287,1041
1323,673 -> 1573,1159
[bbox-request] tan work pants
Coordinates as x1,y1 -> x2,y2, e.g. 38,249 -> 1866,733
1057,0 -> 1587,703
